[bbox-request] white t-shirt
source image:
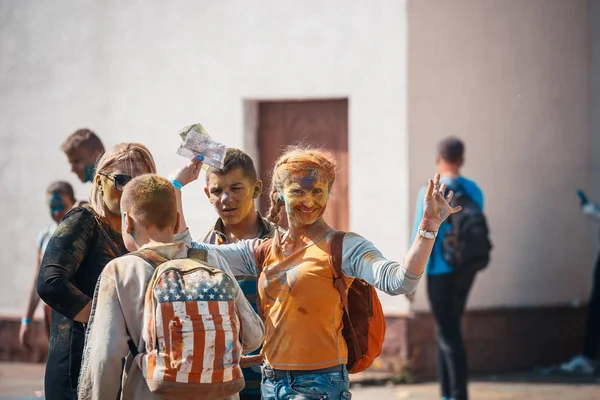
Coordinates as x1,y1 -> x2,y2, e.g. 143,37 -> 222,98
36,222 -> 57,255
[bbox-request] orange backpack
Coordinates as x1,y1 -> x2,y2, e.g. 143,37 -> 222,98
255,232 -> 386,373
328,232 -> 386,373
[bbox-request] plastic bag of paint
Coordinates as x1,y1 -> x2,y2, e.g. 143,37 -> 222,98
176,123 -> 227,170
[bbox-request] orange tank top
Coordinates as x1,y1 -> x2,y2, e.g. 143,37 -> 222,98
258,235 -> 353,370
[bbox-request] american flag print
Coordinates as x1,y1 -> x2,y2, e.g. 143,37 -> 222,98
141,266 -> 243,385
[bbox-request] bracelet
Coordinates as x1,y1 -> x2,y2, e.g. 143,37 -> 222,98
171,180 -> 183,191
21,317 -> 31,326
418,229 -> 437,240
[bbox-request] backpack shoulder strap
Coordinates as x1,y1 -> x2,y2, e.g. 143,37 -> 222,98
327,232 -> 362,361
129,249 -> 170,269
188,248 -> 208,263
123,249 -> 172,356
329,232 -> 345,280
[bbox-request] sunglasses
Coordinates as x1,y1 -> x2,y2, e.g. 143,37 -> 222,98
99,173 -> 133,192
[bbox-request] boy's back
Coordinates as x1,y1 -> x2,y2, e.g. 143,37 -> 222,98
78,242 -> 264,400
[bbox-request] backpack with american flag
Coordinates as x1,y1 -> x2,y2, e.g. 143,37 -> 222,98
130,248 -> 244,400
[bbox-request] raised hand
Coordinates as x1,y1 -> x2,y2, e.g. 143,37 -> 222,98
172,155 -> 204,186
421,173 -> 462,230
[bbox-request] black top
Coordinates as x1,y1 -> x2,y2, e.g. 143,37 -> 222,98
37,205 -> 127,319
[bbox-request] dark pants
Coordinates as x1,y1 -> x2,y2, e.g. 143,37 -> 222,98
427,270 -> 477,400
44,309 -> 85,400
584,253 -> 600,359
239,394 -> 262,400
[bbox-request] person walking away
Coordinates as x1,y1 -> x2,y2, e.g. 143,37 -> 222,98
559,190 -> 600,374
412,137 -> 489,400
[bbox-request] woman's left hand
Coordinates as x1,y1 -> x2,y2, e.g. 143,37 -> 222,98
421,173 -> 462,230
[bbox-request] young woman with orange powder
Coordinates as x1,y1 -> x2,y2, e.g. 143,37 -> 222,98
172,147 -> 460,399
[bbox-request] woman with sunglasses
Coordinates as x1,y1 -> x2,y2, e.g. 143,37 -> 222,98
37,143 -> 156,400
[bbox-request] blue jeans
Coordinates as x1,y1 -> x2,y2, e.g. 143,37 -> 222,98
261,366 -> 352,399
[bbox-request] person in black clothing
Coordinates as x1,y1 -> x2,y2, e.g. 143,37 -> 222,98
558,192 -> 600,374
37,143 -> 156,400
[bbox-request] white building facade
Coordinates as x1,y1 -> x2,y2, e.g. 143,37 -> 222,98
0,0 -> 596,374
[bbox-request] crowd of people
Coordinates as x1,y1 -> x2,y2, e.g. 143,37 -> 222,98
17,127 -> 598,400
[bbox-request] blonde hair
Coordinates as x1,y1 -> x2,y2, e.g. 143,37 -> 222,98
266,146 -> 337,256
121,174 -> 177,230
89,143 -> 156,217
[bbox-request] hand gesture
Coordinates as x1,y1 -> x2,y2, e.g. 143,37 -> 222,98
172,155 -> 204,187
422,173 -> 462,230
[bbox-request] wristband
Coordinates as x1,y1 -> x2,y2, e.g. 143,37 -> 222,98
21,317 -> 31,325
418,229 -> 437,240
171,180 -> 183,191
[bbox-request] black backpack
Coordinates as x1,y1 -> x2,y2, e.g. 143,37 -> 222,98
442,184 -> 492,272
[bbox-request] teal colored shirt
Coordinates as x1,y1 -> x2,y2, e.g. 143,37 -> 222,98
412,176 -> 484,276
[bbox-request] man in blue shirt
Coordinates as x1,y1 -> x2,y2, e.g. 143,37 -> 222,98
413,137 -> 484,400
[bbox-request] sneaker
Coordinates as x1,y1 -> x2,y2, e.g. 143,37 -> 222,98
559,355 -> 595,375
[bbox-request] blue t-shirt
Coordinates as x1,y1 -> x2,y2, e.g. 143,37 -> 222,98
412,176 -> 484,276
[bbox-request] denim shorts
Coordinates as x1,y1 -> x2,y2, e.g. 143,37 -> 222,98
261,365 -> 352,399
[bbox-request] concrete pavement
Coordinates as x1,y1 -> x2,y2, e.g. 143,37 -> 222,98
1,362 -> 599,399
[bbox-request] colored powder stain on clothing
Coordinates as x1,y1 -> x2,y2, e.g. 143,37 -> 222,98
262,263 -> 302,302
361,251 -> 379,264
258,236 -> 354,369
297,307 -> 308,315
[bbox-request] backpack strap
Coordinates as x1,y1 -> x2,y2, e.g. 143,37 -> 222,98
129,249 -> 170,268
124,249 -> 173,356
327,231 -> 362,364
188,248 -> 208,263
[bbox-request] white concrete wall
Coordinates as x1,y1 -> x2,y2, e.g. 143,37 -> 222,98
0,0 -> 410,315
408,0 -> 591,311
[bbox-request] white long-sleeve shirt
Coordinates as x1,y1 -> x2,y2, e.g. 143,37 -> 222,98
176,229 -> 423,296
